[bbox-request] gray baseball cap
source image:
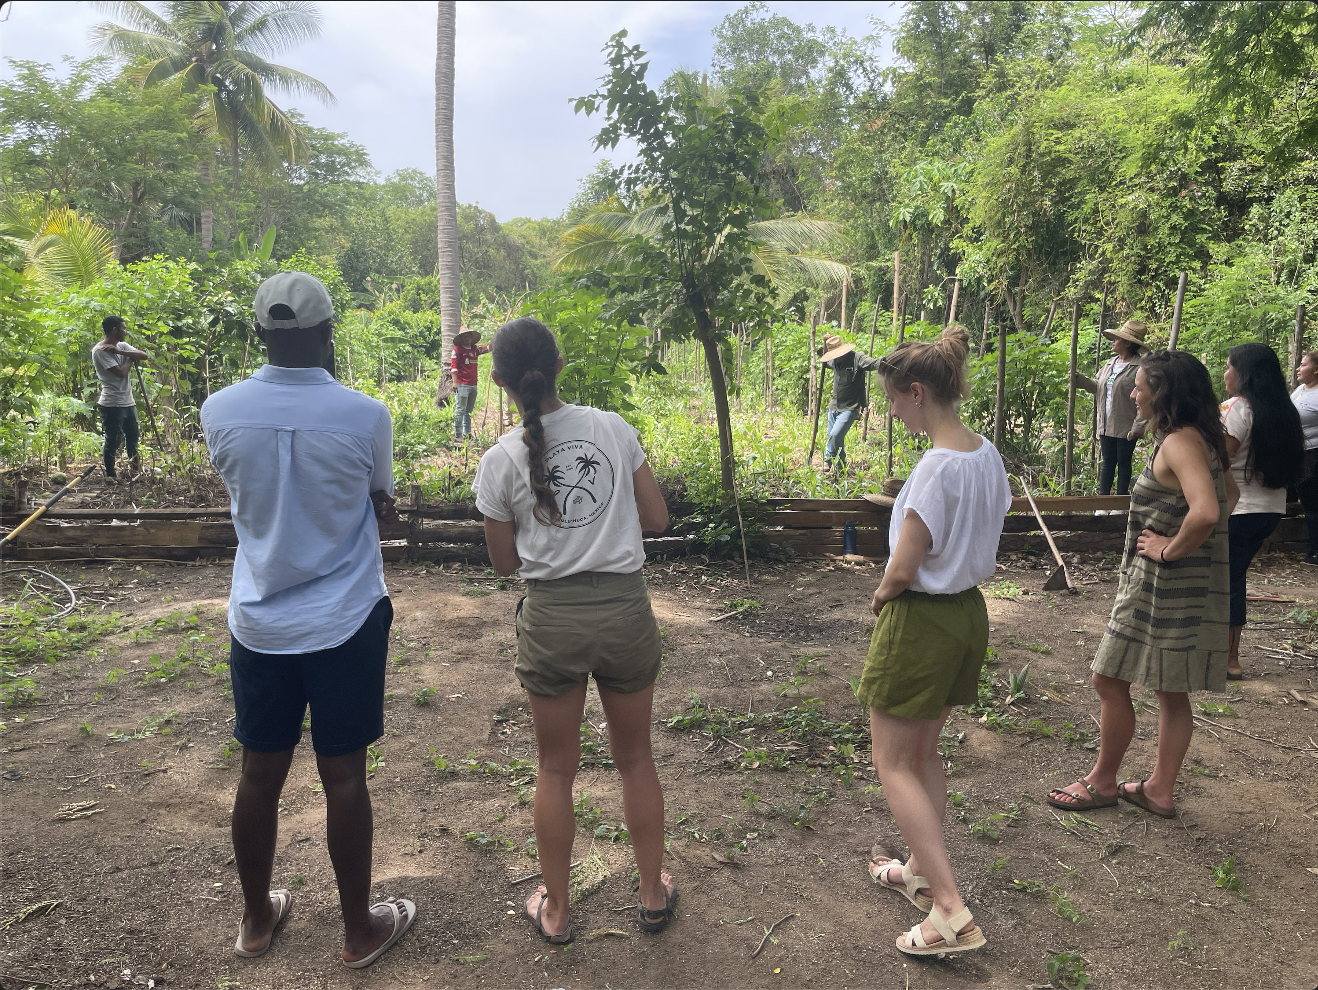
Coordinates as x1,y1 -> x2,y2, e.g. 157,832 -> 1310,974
254,271 -> 334,330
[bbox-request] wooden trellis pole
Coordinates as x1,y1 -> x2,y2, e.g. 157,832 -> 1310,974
947,278 -> 961,324
1168,272 -> 1187,350
1065,299 -> 1081,494
861,291 -> 882,440
886,298 -> 908,474
1290,303 -> 1307,384
1092,286 -> 1108,469
993,311 -> 1007,451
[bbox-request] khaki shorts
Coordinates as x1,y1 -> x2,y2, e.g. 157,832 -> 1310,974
514,570 -> 662,697
855,587 -> 989,720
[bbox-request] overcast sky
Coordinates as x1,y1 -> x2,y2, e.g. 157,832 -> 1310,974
0,1 -> 900,220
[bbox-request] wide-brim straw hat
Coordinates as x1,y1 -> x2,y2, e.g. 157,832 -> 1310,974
862,477 -> 906,508
820,333 -> 855,363
454,328 -> 482,347
1103,319 -> 1148,347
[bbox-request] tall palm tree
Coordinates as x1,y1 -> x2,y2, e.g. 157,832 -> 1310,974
92,1 -> 335,251
434,1 -> 460,400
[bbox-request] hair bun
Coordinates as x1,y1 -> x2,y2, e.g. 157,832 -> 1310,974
935,325 -> 970,365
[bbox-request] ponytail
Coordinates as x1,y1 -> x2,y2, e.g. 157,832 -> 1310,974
490,318 -> 562,527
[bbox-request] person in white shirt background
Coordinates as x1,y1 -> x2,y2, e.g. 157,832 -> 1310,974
1220,343 -> 1304,679
474,317 -> 676,945
1289,350 -> 1318,565
856,326 -> 1011,958
201,272 -> 415,969
90,315 -> 150,480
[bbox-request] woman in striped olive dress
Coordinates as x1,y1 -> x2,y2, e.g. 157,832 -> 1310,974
1047,350 -> 1238,818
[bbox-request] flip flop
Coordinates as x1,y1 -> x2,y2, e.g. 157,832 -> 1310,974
525,886 -> 574,945
343,897 -> 417,969
896,906 -> 986,957
1046,779 -> 1118,812
637,877 -> 678,935
1118,779 -> 1176,818
234,889 -> 293,958
868,844 -> 933,911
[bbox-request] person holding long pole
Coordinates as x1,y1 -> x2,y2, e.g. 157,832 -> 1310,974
90,315 -> 150,482
859,326 -> 1010,956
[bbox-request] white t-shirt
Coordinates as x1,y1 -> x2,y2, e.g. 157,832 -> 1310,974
1221,396 -> 1287,515
473,404 -> 648,581
1291,384 -> 1318,450
92,342 -> 134,407
887,436 -> 1013,595
1105,358 -> 1130,419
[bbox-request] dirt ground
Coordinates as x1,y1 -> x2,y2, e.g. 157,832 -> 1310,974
3,548 -> 1318,990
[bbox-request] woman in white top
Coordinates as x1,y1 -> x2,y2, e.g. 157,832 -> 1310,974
473,318 -> 675,944
1221,343 -> 1304,678
1290,350 -> 1318,564
858,327 -> 1012,957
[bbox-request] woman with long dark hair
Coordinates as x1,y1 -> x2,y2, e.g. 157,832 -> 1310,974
1047,350 -> 1238,819
1221,343 -> 1304,678
471,318 -> 676,944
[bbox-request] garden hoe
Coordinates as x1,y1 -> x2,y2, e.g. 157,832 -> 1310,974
1,463 -> 98,551
1016,475 -> 1076,594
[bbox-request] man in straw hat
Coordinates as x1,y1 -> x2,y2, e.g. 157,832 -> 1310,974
452,326 -> 490,439
1071,318 -> 1148,495
819,333 -> 883,472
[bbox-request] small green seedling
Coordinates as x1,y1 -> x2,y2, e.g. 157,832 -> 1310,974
1211,855 -> 1244,896
414,686 -> 437,707
77,722 -> 94,737
1047,951 -> 1091,990
1197,701 -> 1237,718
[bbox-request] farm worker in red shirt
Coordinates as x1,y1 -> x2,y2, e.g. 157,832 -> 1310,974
452,327 -> 489,439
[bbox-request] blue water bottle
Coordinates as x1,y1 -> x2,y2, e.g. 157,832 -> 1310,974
843,519 -> 857,555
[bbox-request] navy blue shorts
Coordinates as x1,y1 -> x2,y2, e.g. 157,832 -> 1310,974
230,597 -> 392,757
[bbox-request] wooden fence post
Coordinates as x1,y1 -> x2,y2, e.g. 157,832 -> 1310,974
861,291 -> 882,440
993,312 -> 1007,451
1290,303 -> 1308,384
892,252 -> 900,338
886,299 -> 907,474
1093,286 -> 1108,470
1065,300 -> 1081,495
948,278 -> 961,324
1168,271 -> 1187,350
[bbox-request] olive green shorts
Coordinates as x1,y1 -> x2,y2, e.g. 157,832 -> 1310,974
854,587 -> 989,720
514,570 -> 662,697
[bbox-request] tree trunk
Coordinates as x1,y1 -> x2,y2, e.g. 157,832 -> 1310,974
691,299 -> 736,495
199,155 -> 214,253
435,1 -> 460,393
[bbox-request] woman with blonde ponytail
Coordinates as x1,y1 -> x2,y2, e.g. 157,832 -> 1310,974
858,326 -> 1011,957
472,318 -> 676,944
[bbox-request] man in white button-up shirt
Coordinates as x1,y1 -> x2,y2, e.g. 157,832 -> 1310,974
201,272 -> 416,968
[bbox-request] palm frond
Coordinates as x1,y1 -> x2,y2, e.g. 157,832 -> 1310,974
88,1 -> 177,38
747,215 -> 844,254
23,207 -> 117,291
234,2 -> 326,57
230,49 -> 336,103
750,249 -> 851,292
91,24 -> 190,63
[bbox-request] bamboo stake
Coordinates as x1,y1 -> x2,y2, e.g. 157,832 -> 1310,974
1065,300 -> 1081,495
886,299 -> 907,474
807,311 -> 818,440
948,278 -> 961,324
1290,304 -> 1307,385
1040,300 -> 1058,339
133,364 -> 164,451
840,277 -> 848,334
861,292 -> 882,440
892,252 -> 900,338
993,311 -> 1007,451
1168,272 -> 1187,350
1093,286 -> 1108,470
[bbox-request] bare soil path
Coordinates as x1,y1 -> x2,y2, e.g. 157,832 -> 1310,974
4,550 -> 1318,989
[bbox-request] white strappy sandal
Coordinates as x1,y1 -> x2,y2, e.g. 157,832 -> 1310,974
868,855 -> 934,911
896,905 -> 986,956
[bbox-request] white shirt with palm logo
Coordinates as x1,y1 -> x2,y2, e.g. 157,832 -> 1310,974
473,403 -> 648,581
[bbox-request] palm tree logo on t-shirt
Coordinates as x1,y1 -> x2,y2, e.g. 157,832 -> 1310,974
544,441 -> 614,529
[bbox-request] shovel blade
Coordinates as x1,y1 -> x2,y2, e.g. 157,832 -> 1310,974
1043,566 -> 1072,593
